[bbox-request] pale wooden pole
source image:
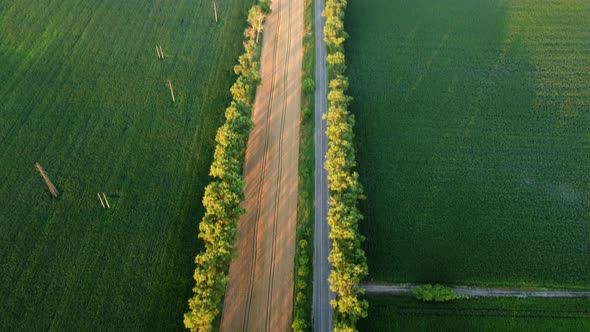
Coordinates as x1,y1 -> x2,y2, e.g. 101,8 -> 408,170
97,193 -> 105,208
35,162 -> 59,197
102,193 -> 110,209
156,45 -> 161,59
159,46 -> 164,59
167,80 -> 176,103
213,1 -> 218,23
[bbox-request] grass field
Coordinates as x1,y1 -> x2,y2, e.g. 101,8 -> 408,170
346,0 -> 590,287
0,0 -> 253,329
358,295 -> 590,331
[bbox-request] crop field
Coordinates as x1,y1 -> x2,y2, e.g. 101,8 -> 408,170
347,0 -> 590,286
358,295 -> 590,331
0,0 -> 252,329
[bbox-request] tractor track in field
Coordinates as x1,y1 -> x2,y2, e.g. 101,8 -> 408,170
265,0 -> 293,330
242,20 -> 281,332
221,0 -> 303,330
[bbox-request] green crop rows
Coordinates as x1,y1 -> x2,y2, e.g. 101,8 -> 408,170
0,0 -> 253,329
359,295 -> 590,331
347,0 -> 590,287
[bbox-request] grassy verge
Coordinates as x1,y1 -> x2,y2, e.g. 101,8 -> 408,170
358,295 -> 590,331
292,0 -> 315,330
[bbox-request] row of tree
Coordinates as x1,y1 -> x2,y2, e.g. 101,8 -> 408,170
323,0 -> 369,331
292,81 -> 316,332
183,2 -> 271,331
292,236 -> 312,331
292,2 -> 317,326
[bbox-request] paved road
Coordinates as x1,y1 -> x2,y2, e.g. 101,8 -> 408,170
363,284 -> 590,298
312,0 -> 333,330
220,0 -> 304,330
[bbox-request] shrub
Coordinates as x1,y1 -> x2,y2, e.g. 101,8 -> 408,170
413,284 -> 464,302
302,107 -> 312,121
303,78 -> 315,95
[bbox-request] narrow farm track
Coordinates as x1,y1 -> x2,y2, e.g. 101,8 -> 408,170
220,0 -> 304,330
265,0 -> 294,329
363,285 -> 590,298
242,26 -> 281,332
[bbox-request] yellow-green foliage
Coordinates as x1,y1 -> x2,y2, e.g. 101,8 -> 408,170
323,0 -> 368,330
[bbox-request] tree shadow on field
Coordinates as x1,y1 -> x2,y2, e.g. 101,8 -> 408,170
346,0 -> 580,285
0,45 -> 63,147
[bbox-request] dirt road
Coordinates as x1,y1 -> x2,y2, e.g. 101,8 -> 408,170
220,0 -> 303,330
363,284 -> 590,298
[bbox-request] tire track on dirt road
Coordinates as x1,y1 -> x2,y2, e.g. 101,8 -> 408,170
221,0 -> 303,330
243,23 -> 281,332
265,0 -> 293,330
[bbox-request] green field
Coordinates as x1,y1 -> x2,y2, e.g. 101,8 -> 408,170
347,0 -> 590,286
0,0 -> 252,329
358,295 -> 590,331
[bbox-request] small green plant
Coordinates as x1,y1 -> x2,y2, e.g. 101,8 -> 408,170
413,284 -> 464,302
303,78 -> 315,95
302,107 -> 312,121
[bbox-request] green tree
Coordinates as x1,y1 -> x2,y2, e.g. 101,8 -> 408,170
327,51 -> 346,74
248,5 -> 266,43
303,78 -> 315,95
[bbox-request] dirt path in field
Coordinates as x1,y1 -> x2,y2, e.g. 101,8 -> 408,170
220,0 -> 303,330
363,284 -> 590,298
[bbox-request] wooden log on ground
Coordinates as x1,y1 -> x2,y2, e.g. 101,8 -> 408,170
167,80 -> 176,103
35,162 -> 59,197
98,193 -> 105,208
214,1 -> 218,23
102,193 -> 110,209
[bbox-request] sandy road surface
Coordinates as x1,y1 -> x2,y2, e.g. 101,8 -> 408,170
220,0 -> 303,330
363,284 -> 590,298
